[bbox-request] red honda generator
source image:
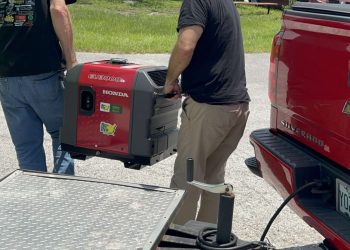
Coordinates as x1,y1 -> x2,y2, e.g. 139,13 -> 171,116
60,58 -> 181,169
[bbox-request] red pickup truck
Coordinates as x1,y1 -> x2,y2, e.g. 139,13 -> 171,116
247,2 -> 350,249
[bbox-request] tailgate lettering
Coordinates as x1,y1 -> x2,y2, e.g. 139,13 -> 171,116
281,120 -> 324,147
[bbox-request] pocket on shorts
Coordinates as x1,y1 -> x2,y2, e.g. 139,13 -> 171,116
32,72 -> 64,101
181,97 -> 191,121
0,77 -> 8,90
0,77 -> 9,104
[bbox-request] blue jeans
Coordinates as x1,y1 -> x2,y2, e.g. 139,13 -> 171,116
0,71 -> 74,175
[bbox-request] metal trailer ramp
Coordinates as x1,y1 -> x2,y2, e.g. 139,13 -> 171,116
0,170 -> 185,250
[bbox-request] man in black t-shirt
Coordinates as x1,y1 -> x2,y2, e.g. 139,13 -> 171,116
164,0 -> 250,225
0,0 -> 77,174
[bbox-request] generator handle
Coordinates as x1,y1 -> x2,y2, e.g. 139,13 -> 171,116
157,92 -> 178,98
109,58 -> 128,64
157,92 -> 185,99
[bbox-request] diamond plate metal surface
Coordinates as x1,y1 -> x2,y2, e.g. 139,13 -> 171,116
0,171 -> 184,250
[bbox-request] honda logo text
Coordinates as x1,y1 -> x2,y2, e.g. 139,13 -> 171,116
102,90 -> 129,98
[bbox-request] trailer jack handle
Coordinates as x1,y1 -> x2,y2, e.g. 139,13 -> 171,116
186,158 -> 236,246
186,158 -> 275,250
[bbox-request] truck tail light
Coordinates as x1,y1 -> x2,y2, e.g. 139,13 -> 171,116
268,31 -> 282,107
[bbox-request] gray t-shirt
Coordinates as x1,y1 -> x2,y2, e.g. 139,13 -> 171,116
178,0 -> 250,104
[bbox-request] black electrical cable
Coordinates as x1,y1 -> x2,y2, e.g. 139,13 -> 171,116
260,180 -> 324,242
196,179 -> 327,250
196,227 -> 237,249
197,227 -> 274,250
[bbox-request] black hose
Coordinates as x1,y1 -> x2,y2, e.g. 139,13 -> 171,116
197,227 -> 274,250
260,180 -> 321,241
197,227 -> 237,249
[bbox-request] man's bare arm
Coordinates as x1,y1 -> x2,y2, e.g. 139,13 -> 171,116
164,25 -> 203,98
50,0 -> 77,70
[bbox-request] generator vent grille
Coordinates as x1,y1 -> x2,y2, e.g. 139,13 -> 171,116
147,70 -> 167,86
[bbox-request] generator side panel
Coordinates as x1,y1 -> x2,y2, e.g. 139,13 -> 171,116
129,72 -> 157,157
130,68 -> 180,164
150,97 -> 181,155
60,65 -> 83,147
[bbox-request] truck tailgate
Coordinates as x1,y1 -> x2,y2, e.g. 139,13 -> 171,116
275,3 -> 350,170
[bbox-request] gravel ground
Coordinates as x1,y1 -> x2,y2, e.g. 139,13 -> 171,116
0,52 -> 325,249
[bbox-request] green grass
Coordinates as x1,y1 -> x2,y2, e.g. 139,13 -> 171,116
238,6 -> 282,53
69,0 -> 282,53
